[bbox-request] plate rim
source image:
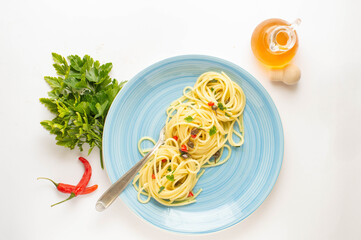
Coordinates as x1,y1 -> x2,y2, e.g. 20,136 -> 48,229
102,54 -> 284,234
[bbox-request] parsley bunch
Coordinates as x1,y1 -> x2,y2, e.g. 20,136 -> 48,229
40,53 -> 126,168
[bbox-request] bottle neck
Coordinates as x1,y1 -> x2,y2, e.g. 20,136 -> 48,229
267,19 -> 300,54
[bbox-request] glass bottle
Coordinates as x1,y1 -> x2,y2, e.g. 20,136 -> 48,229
251,18 -> 301,68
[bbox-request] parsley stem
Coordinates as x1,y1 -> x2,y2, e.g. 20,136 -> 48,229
100,148 -> 104,169
89,129 -> 102,141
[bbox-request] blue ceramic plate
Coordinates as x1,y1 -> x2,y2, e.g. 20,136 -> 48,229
103,55 -> 283,234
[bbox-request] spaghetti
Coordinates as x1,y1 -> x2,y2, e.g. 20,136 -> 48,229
133,71 -> 246,206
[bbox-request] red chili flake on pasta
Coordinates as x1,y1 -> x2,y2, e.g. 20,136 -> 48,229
208,102 -> 215,106
188,191 -> 194,197
181,144 -> 188,152
173,136 -> 178,141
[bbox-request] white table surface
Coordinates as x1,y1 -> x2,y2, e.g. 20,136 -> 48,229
1,0 -> 361,239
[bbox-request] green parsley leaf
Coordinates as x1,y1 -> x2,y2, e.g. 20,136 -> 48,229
184,116 -> 194,122
53,63 -> 68,76
166,174 -> 175,181
86,68 -> 99,83
39,98 -> 58,114
225,112 -> 231,117
217,102 -> 226,111
40,53 -> 126,169
52,53 -> 68,65
209,126 -> 217,136
44,76 -> 62,89
210,87 -> 214,91
68,55 -> 83,71
40,120 -> 52,131
94,100 -> 109,118
167,166 -> 172,172
158,186 -> 165,193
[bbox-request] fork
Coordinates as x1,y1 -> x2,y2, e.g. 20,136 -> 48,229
96,126 -> 166,212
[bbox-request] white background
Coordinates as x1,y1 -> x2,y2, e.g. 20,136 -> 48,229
1,0 -> 361,239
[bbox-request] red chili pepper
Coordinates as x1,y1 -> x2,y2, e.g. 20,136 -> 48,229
208,102 -> 214,106
152,174 -> 156,179
162,159 -> 167,163
181,144 -> 188,152
37,177 -> 98,195
78,184 -> 98,194
73,157 -> 92,195
51,157 -> 93,207
173,136 -> 178,141
191,134 -> 197,138
188,191 -> 194,197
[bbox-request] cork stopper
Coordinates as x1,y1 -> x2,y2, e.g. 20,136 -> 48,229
269,64 -> 301,85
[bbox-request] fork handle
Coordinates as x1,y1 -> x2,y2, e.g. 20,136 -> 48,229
95,140 -> 162,212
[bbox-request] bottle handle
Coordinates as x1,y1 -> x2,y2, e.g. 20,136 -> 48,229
268,18 -> 301,53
